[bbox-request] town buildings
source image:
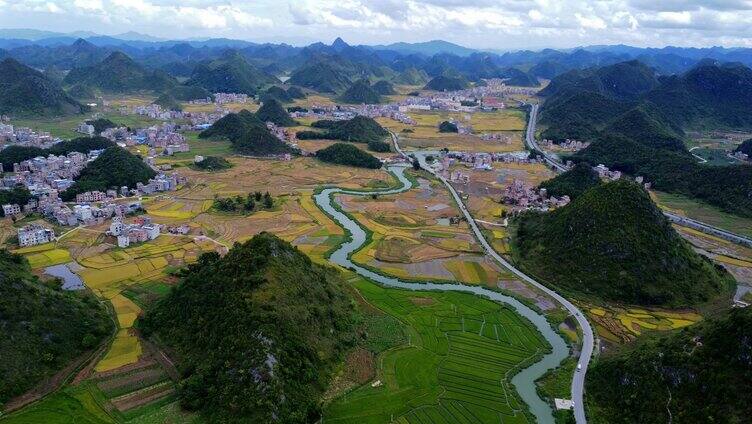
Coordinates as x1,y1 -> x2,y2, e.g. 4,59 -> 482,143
17,224 -> 55,247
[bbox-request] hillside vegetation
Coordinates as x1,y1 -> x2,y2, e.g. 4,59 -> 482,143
0,250 -> 112,405
186,52 -> 279,95
61,146 -> 156,200
288,61 -> 352,93
537,163 -> 601,199
588,307 -> 752,423
316,143 -> 382,169
424,75 -> 469,91
514,180 -> 733,306
298,116 -> 389,145
141,233 -> 357,422
256,98 -> 297,126
0,58 -> 86,117
199,109 -> 293,156
64,52 -> 177,93
338,79 -> 381,104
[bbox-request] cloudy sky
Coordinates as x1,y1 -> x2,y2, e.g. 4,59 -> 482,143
1,0 -> 752,50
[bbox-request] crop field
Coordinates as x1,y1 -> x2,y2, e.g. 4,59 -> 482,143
12,242 -> 73,268
377,108 -> 526,153
181,101 -> 257,114
586,305 -> 702,344
335,176 -> 513,286
324,277 -> 547,424
653,191 -> 752,238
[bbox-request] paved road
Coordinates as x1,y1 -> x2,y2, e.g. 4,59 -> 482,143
524,103 -> 752,249
390,130 -> 594,424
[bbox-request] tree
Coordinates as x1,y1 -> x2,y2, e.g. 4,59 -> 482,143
263,192 -> 273,209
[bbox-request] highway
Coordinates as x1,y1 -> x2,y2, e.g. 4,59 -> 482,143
390,130 -> 594,424
524,103 -> 752,249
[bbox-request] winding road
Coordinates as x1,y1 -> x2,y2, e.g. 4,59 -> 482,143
390,126 -> 594,424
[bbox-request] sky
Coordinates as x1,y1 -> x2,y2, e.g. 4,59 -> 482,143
1,0 -> 752,50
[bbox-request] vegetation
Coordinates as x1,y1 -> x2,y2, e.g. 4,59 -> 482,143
316,143 -> 382,169
213,191 -> 273,213
503,68 -> 539,87
198,109 -> 262,141
514,180 -> 733,306
64,52 -> 177,93
0,186 -> 32,216
198,109 -> 292,156
141,233 -> 357,422
61,146 -> 156,200
367,139 -> 391,153
186,52 -> 279,95
152,93 -> 182,111
736,138 -> 752,155
588,307 -> 752,423
288,61 -> 352,93
538,163 -> 601,199
193,156 -> 231,171
338,79 -> 381,104
256,98 -> 297,126
424,75 -> 468,91
84,118 -> 117,134
394,67 -> 429,85
438,120 -> 459,133
66,83 -> 96,101
0,250 -> 112,405
325,277 -> 548,423
0,58 -> 86,116
372,80 -> 396,95
299,116 -> 389,144
0,136 -> 114,169
260,85 -> 293,103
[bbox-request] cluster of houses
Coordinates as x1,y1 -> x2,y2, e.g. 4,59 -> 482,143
108,215 -> 161,248
17,223 -> 56,247
538,139 -> 590,152
5,150 -> 103,195
99,123 -> 190,155
501,179 -> 571,210
0,122 -> 61,149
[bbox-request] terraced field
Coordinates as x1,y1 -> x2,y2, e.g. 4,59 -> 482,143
586,304 -> 702,344
324,277 -> 547,424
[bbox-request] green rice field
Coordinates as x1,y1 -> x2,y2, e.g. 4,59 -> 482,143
324,277 -> 548,424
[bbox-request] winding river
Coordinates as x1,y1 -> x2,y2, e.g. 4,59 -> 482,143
314,164 -> 569,424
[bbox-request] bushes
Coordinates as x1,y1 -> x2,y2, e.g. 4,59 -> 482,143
316,143 -> 382,169
367,140 -> 391,153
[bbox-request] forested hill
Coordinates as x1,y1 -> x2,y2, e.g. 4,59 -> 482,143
63,51 -> 177,93
0,58 -> 86,117
514,180 -> 734,307
186,52 -> 279,95
198,109 -> 294,156
587,307 -> 752,423
0,250 -> 112,405
140,233 -> 357,422
537,163 -> 600,200
61,146 -> 156,200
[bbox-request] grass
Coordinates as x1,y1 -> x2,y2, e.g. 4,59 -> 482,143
0,383 -> 116,424
324,276 -> 547,424
653,191 -> 752,237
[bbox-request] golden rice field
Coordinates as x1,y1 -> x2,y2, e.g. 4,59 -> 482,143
586,305 -> 702,344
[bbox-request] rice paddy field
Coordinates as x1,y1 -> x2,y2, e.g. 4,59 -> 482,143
673,225 -> 752,285
337,176 -> 518,286
585,305 -> 702,344
653,191 -> 752,238
323,276 -> 548,424
378,108 -> 526,153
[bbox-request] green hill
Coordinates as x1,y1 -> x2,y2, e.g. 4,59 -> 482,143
587,307 -> 752,423
286,86 -> 306,99
316,142 -> 382,169
514,180 -> 733,306
194,156 -> 231,171
140,233 -> 356,422
61,146 -> 156,200
154,85 -> 212,110
602,105 -> 685,151
424,75 -> 469,91
0,145 -> 46,169
736,138 -> 752,155
63,52 -> 177,93
0,250 -> 112,405
372,80 -> 396,95
338,79 -> 381,104
66,83 -> 96,101
186,52 -> 279,95
299,116 -> 389,144
199,110 -> 263,141
153,93 -> 182,111
84,118 -> 117,134
260,86 -> 293,104
438,121 -> 458,133
538,163 -> 601,199
394,67 -> 429,85
0,58 -> 86,117
503,68 -> 539,87
231,124 -> 294,156
255,98 -> 297,126
288,61 -> 352,93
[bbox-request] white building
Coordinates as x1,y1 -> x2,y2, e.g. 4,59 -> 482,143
18,224 -> 55,247
2,203 -> 21,216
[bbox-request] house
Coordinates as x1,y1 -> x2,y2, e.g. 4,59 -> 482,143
18,224 -> 55,247
2,203 -> 21,216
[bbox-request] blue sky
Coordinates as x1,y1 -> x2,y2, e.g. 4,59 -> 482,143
1,0 -> 752,49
